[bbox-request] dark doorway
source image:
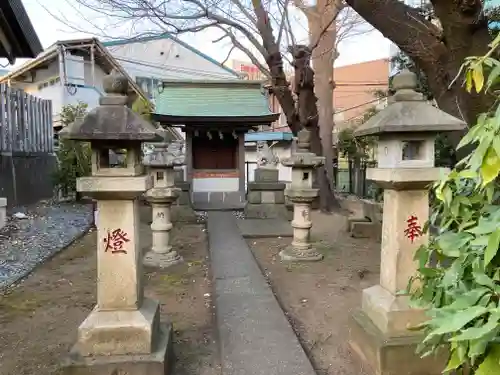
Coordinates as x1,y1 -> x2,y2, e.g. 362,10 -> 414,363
192,134 -> 238,170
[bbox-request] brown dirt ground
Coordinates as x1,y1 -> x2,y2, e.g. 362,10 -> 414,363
249,211 -> 381,375
0,223 -> 219,375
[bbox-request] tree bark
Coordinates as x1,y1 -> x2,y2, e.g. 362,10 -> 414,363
307,1 -> 341,212
345,0 -> 493,153
290,45 -> 341,211
251,0 -> 302,134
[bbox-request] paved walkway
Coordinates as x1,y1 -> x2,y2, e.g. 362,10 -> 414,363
207,211 -> 316,375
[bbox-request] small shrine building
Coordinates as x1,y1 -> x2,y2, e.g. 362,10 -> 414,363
152,80 -> 279,209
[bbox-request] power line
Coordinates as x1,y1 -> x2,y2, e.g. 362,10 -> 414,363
335,98 -> 381,114
336,82 -> 387,87
335,80 -> 388,84
113,55 -> 235,79
269,97 -> 382,132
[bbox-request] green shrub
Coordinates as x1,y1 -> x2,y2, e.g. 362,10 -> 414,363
408,34 -> 500,374
53,102 -> 91,198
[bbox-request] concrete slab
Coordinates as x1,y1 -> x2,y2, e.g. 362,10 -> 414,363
207,216 -> 263,281
236,218 -> 293,238
192,202 -> 246,211
207,212 -> 316,375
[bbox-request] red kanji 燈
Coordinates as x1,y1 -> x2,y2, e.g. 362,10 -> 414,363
103,228 -> 130,254
404,215 -> 422,243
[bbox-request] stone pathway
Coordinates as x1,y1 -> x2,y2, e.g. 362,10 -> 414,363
207,211 -> 316,375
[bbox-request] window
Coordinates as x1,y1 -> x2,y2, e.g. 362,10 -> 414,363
192,134 -> 238,170
37,77 -> 61,91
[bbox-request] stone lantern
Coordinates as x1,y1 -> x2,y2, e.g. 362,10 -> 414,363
348,70 -> 466,375
60,71 -> 174,375
280,128 -> 325,261
143,128 -> 183,268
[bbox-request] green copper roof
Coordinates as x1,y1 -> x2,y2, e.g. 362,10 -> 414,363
153,81 -> 277,118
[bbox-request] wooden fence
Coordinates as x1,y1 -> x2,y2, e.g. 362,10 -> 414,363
0,83 -> 53,153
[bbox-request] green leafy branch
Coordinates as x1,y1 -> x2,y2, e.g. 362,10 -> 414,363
53,102 -> 92,198
408,34 -> 500,375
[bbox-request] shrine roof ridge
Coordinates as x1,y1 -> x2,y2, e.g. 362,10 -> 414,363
159,79 -> 267,88
153,82 -> 280,123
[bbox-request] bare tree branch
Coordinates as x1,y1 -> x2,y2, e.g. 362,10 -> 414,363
213,24 -> 272,77
276,0 -> 290,46
221,44 -> 237,65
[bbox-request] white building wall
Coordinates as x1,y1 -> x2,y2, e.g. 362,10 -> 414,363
62,86 -> 100,110
12,56 -> 108,122
105,37 -> 238,83
83,59 -> 107,92
64,53 -> 85,86
245,143 -> 293,185
11,60 -> 63,118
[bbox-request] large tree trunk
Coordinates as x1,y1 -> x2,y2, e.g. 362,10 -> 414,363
345,0 -> 493,156
251,0 -> 302,134
290,45 -> 341,211
308,1 -> 341,212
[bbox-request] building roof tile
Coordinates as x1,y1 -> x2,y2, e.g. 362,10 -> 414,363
154,81 -> 279,119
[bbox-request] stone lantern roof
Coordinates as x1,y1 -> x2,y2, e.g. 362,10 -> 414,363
354,70 -> 466,137
143,127 -> 185,167
59,71 -> 163,142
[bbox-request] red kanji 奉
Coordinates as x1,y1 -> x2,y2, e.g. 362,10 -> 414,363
404,215 -> 422,243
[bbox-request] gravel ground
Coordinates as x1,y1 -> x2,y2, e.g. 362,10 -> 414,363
0,201 -> 93,291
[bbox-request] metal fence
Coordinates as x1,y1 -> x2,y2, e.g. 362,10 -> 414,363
245,158 -> 381,201
0,84 -> 57,206
334,159 -> 381,200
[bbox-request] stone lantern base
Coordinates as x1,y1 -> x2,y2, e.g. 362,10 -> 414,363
279,246 -> 323,262
144,251 -> 183,268
143,188 -> 183,269
280,190 -> 323,262
349,310 -> 447,375
63,323 -> 174,375
171,170 -> 197,223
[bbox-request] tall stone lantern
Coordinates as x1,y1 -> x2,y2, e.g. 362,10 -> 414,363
348,70 -> 466,375
280,128 -> 325,261
60,72 -> 174,375
143,128 -> 184,268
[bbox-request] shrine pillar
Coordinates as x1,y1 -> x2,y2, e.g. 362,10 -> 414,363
60,71 -> 173,375
348,70 -> 466,375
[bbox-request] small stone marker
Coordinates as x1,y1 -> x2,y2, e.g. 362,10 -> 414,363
348,69 -> 466,375
280,128 -> 325,261
60,71 -> 174,375
245,166 -> 288,219
143,130 -> 183,267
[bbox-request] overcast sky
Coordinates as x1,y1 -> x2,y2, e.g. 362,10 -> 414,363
12,0 -> 392,68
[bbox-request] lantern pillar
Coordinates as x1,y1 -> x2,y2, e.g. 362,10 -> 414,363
143,134 -> 183,268
348,70 -> 466,375
60,71 -> 174,375
280,128 -> 325,261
